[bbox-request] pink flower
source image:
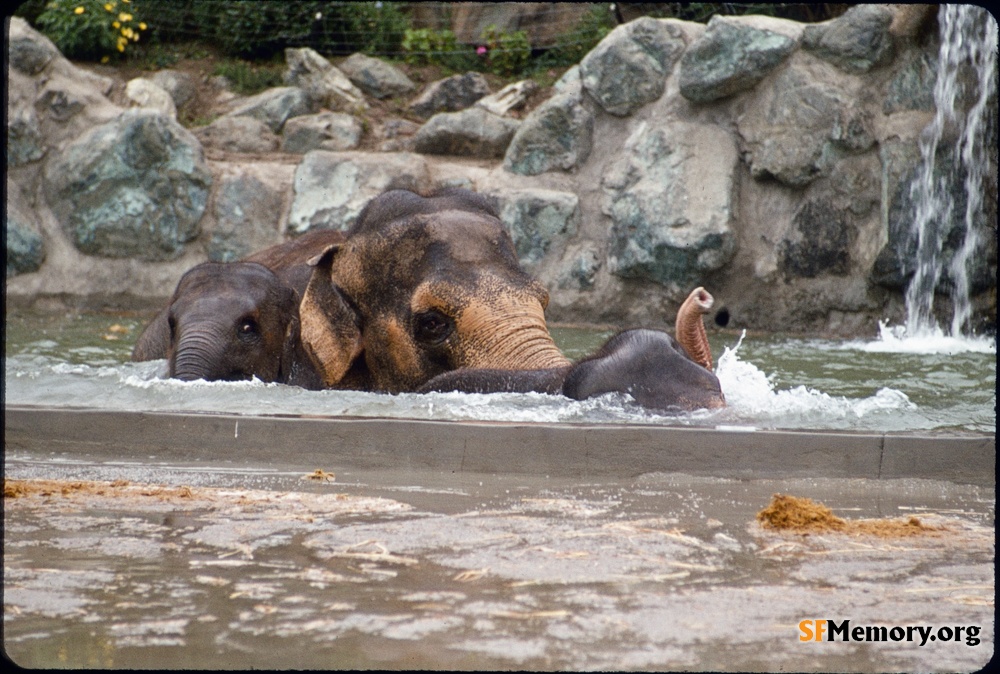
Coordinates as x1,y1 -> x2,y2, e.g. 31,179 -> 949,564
476,46 -> 487,56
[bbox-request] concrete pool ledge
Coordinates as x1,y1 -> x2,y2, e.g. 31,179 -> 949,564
4,405 -> 995,487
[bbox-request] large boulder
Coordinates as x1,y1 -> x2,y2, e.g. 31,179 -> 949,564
678,15 -> 798,103
207,167 -> 287,262
224,86 -> 316,133
803,4 -> 895,74
411,107 -> 520,159
580,17 -> 687,116
282,112 -> 363,154
736,62 -> 859,186
284,47 -> 367,112
5,209 -> 46,278
407,73 -> 491,119
42,110 -> 212,261
287,151 -> 432,234
502,81 -> 593,176
603,121 -> 738,291
338,52 -> 415,99
193,115 -> 280,154
491,188 -> 580,271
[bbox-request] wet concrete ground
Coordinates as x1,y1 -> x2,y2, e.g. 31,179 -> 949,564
4,451 -> 994,671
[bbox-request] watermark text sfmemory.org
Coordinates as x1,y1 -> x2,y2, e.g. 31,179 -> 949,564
799,620 -> 982,647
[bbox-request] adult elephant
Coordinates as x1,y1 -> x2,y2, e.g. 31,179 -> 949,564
298,188 -> 724,411
420,287 -> 726,412
299,188 -> 570,393
131,229 -> 345,388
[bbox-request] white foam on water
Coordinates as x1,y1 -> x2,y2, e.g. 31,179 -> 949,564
839,321 -> 996,355
714,331 -> 917,423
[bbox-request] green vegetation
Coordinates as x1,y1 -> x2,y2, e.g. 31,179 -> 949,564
34,0 -> 149,62
20,1 -> 846,78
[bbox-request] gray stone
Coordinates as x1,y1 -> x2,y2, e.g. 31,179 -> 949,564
284,47 -> 367,112
194,116 -> 280,153
149,69 -> 198,110
503,84 -> 593,176
412,107 -> 520,159
603,121 -> 737,290
287,151 -> 431,234
493,188 -> 580,269
6,80 -> 45,167
7,16 -> 60,75
226,86 -> 316,133
407,73 -> 491,119
43,110 -> 212,261
884,50 -> 937,114
476,80 -> 537,117
208,171 -> 284,262
580,17 -> 686,116
5,214 -> 45,277
679,16 -> 797,104
778,199 -> 853,278
737,65 -> 850,186
556,243 -> 601,290
339,52 -> 415,99
282,112 -> 363,154
124,78 -> 177,119
803,5 -> 895,74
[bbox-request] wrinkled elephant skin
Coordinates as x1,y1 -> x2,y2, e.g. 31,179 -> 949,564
299,188 -> 571,393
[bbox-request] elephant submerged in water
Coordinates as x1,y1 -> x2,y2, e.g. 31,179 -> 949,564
298,188 -> 724,411
133,186 -> 724,411
420,287 -> 725,412
131,229 -> 345,388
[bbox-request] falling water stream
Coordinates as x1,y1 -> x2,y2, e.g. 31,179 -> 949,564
896,4 -> 997,342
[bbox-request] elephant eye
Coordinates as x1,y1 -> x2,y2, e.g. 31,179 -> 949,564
414,310 -> 453,345
237,317 -> 260,341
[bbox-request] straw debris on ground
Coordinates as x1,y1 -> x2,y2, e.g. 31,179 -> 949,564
756,493 -> 947,538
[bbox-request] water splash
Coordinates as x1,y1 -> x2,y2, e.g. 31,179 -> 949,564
897,5 -> 998,341
861,320 -> 996,355
715,331 -> 917,424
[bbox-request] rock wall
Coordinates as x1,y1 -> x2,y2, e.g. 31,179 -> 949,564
6,7 -> 997,336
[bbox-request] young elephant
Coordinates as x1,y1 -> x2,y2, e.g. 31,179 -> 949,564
131,229 -> 345,388
420,287 -> 726,412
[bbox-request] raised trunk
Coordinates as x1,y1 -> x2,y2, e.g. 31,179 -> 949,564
675,287 -> 714,370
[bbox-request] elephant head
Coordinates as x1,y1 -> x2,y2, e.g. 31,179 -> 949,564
298,188 -> 571,393
421,287 -> 726,412
132,261 -> 322,388
132,229 -> 346,388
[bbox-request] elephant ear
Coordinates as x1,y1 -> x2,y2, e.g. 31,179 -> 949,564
299,244 -> 363,388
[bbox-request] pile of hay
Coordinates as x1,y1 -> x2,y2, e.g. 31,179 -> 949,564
756,493 -> 944,537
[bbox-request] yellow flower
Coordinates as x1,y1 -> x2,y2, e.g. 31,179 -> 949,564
74,6 -> 84,14
112,21 -> 120,28
117,42 -> 125,52
139,22 -> 147,30
119,12 -> 132,22
101,55 -> 110,63
104,3 -> 113,11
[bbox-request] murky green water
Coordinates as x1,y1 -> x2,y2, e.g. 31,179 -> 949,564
4,308 -> 996,433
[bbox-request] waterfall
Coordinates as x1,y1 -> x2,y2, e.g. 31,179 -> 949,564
903,4 -> 997,338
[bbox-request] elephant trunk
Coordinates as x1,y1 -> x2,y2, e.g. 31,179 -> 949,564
171,327 -> 232,381
675,287 -> 714,370
457,300 -> 571,372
